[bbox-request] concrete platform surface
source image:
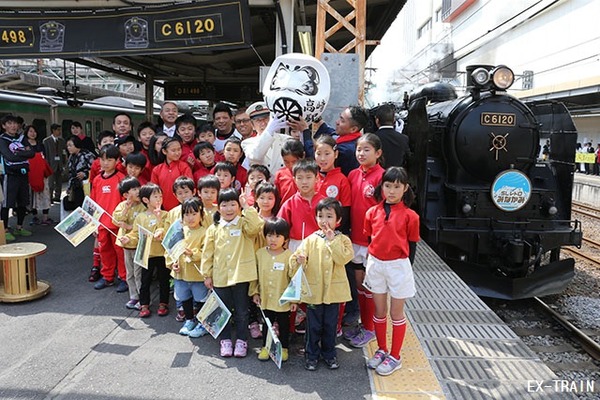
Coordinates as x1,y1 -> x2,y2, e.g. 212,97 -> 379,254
0,205 -> 371,400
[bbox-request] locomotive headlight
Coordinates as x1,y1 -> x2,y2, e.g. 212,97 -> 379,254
548,206 -> 558,215
471,68 -> 490,86
491,66 -> 514,90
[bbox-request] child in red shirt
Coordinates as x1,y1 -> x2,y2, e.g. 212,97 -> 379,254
314,135 -> 351,233
91,145 -> 127,291
197,124 -> 225,162
212,161 -> 236,190
274,139 -> 305,205
151,137 -> 193,211
125,152 -> 148,185
345,134 -> 385,348
276,159 -> 325,252
115,135 -> 135,175
176,113 -> 199,170
246,164 -> 270,207
137,121 -> 156,184
87,131 -> 116,282
89,131 -> 115,184
363,167 -> 419,376
193,142 -> 217,183
223,138 -> 247,190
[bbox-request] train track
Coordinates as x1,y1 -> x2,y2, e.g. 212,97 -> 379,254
568,201 -> 600,267
564,247 -> 600,268
490,298 -> 600,376
533,297 -> 600,362
583,237 -> 600,249
572,201 -> 600,220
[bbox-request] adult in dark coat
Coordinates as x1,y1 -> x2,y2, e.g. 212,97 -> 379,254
43,123 -> 67,202
374,104 -> 410,169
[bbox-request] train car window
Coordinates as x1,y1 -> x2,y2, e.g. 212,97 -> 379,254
95,120 -> 102,135
85,121 -> 92,137
32,119 -> 47,139
62,120 -> 73,137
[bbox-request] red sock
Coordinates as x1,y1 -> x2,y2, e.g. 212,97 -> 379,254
390,318 -> 407,360
93,246 -> 101,268
363,290 -> 375,331
373,315 -> 388,352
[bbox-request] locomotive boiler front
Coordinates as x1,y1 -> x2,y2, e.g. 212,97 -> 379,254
433,92 -> 540,184
407,65 -> 582,299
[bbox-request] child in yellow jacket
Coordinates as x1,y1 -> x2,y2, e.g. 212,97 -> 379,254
163,176 -> 199,323
172,197 -> 210,338
118,183 -> 168,318
113,177 -> 145,310
249,217 -> 296,362
290,198 -> 354,371
201,187 -> 262,358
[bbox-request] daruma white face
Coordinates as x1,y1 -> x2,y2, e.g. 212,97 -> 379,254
262,53 -> 330,124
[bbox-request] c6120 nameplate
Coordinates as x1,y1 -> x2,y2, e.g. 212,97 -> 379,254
481,112 -> 516,127
155,14 -> 222,42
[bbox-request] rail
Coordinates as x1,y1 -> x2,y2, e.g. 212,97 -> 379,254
572,201 -> 600,220
563,247 -> 600,267
533,297 -> 600,361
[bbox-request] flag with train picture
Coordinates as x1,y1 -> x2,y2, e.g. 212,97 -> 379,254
196,290 -> 232,339
279,266 -> 311,305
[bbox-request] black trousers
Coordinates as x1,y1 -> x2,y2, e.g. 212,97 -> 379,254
262,310 -> 290,348
215,282 -> 249,341
305,303 -> 339,361
139,256 -> 170,306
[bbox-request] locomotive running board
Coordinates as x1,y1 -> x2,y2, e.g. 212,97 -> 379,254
446,258 -> 575,300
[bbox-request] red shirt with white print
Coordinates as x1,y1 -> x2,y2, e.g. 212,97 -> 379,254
347,164 -> 384,246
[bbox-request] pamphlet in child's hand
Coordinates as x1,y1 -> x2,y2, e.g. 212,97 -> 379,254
55,207 -> 99,247
264,317 -> 282,369
133,226 -> 153,269
279,266 -> 311,305
196,290 -> 232,339
161,219 -> 186,261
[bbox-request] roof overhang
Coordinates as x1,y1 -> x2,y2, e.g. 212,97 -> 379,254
1,0 -> 406,103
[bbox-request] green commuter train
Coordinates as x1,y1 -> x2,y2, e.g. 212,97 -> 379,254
0,89 -> 156,141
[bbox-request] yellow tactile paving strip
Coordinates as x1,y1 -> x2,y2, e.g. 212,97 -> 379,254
366,319 -> 446,399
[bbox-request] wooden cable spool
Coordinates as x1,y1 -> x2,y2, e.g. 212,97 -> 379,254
0,242 -> 50,302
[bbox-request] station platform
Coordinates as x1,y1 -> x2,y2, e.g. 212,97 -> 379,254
0,204 -> 577,399
366,243 -> 574,400
573,172 -> 600,205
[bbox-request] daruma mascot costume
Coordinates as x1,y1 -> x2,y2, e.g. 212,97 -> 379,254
262,53 -> 331,124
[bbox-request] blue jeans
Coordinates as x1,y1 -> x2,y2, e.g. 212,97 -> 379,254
214,282 -> 249,341
174,279 -> 208,303
305,303 -> 340,361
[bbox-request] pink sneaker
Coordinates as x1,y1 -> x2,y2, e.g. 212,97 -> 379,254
234,339 -> 248,357
220,339 -> 233,357
249,322 -> 262,339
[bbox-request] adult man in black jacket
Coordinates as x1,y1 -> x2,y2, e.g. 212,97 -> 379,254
0,115 -> 35,241
374,104 -> 410,169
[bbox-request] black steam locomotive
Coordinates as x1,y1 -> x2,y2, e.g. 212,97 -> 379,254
405,65 -> 582,299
